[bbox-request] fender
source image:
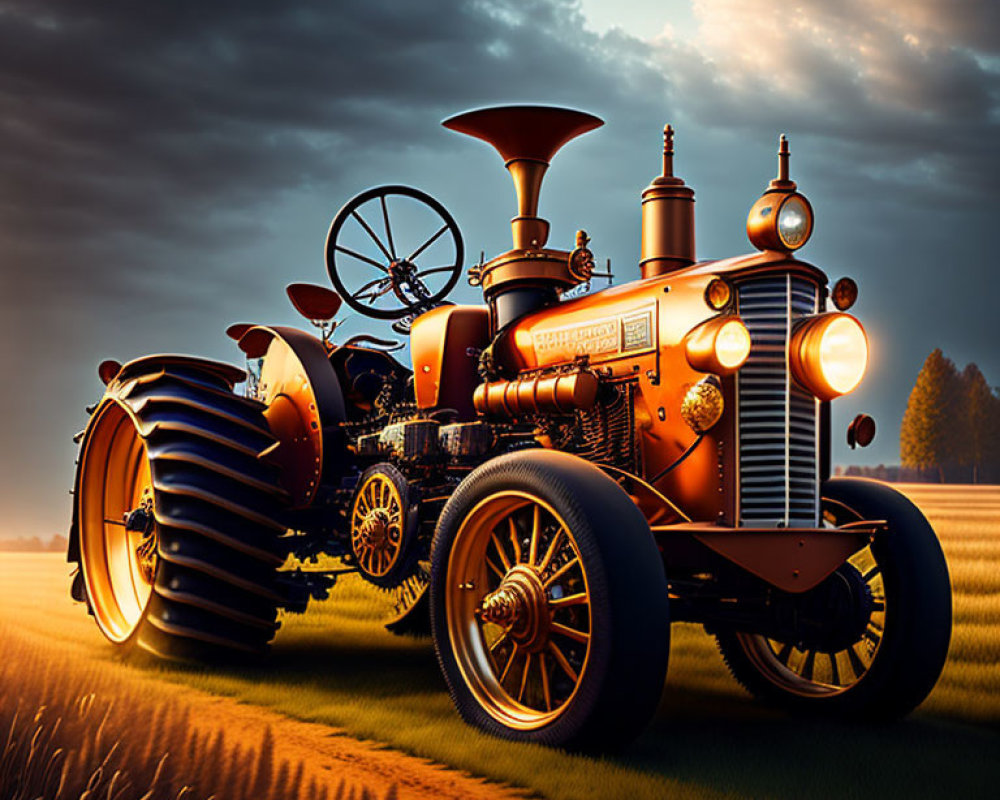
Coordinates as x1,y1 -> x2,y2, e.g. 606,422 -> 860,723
238,325 -> 347,507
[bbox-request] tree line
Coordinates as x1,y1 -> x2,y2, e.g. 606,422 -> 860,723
901,348 -> 1000,483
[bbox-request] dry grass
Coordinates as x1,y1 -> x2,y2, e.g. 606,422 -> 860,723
1,483 -> 998,800
0,634 -> 394,800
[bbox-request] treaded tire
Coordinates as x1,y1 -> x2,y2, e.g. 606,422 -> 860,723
430,449 -> 670,751
716,478 -> 952,719
73,357 -> 291,660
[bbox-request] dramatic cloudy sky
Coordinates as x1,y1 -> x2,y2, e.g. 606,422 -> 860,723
1,0 -> 997,538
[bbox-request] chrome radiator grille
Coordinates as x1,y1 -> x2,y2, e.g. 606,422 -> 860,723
736,275 -> 819,527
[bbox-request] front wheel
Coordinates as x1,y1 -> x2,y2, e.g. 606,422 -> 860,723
716,478 -> 952,719
430,450 -> 670,751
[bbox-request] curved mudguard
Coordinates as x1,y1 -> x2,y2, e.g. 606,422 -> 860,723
237,326 -> 348,507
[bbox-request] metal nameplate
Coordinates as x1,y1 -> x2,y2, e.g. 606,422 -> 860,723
532,303 -> 657,362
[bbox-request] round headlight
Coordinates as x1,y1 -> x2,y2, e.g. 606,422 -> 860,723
777,195 -> 811,249
716,319 -> 752,370
685,316 -> 751,375
747,191 -> 814,252
790,313 -> 868,400
704,278 -> 732,310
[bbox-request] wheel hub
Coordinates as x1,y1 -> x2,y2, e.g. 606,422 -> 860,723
479,565 -> 550,652
126,488 -> 157,585
360,509 -> 391,549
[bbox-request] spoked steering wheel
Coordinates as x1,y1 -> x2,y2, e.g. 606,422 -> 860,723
325,185 -> 464,330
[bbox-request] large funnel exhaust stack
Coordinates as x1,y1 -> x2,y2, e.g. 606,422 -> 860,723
443,106 -> 603,251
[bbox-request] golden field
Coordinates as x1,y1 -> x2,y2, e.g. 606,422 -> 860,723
1,482 -> 997,799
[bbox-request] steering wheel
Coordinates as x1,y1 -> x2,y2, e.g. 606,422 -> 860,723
325,185 -> 464,321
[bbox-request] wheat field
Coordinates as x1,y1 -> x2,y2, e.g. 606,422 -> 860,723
1,483 -> 997,800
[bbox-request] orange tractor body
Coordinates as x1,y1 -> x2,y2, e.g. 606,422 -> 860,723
68,105 -> 952,751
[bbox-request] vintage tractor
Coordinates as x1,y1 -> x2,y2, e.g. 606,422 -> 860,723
68,106 -> 952,751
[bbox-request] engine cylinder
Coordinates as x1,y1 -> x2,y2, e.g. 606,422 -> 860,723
474,369 -> 599,417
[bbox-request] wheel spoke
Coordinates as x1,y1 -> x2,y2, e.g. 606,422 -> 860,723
380,194 -> 396,259
508,517 -> 522,564
846,643 -> 867,679
491,532 -> 512,572
518,653 -> 532,703
351,210 -> 393,263
538,528 -> 564,574
414,265 -> 456,279
547,641 -> 578,683
550,622 -> 589,644
800,649 -> 816,681
539,652 -> 552,711
861,566 -> 881,583
489,629 -> 509,653
407,224 -> 449,262
548,592 -> 588,609
542,556 -> 580,588
499,646 -> 519,684
528,505 -> 540,566
775,641 -> 793,665
335,244 -> 388,272
486,557 -> 505,579
863,626 -> 881,647
829,652 -> 841,686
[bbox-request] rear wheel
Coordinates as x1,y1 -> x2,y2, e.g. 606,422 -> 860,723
716,478 -> 952,719
75,358 -> 291,658
430,450 -> 669,751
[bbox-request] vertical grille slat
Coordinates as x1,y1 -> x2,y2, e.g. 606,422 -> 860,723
737,275 -> 819,527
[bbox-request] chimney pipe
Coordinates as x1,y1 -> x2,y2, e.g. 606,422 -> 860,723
640,124 -> 696,279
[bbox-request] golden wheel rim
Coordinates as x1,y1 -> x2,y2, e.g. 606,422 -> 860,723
351,472 -> 404,577
446,492 -> 592,730
78,402 -> 158,643
736,502 -> 887,697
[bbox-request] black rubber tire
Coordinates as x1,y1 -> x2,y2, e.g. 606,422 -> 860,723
430,449 -> 670,751
716,478 -> 952,719
76,359 -> 291,660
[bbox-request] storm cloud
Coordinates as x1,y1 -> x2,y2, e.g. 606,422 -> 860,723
0,0 -> 996,537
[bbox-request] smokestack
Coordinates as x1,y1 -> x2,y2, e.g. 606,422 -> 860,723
640,124 -> 695,279
442,106 -> 603,252
443,106 -> 604,331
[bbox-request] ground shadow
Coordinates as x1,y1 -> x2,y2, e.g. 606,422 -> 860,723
148,634 -> 998,799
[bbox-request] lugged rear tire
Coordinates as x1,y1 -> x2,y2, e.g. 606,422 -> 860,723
73,356 -> 291,659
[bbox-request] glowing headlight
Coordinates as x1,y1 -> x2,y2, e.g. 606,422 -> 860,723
746,191 -> 814,252
790,313 -> 868,400
685,316 -> 751,375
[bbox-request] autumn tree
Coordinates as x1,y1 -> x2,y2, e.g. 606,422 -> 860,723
958,363 -> 1000,483
900,349 -> 964,482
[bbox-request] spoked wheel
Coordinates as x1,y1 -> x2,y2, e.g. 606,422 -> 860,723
350,464 -> 420,589
74,357 -> 292,659
325,185 -> 464,321
716,478 -> 952,719
431,450 -> 669,751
